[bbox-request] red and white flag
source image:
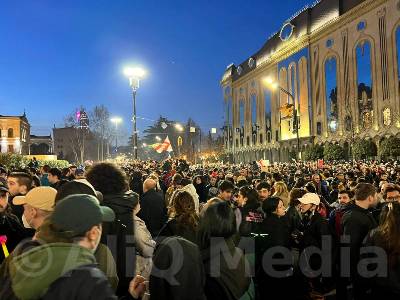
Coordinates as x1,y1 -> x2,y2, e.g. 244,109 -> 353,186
153,136 -> 173,153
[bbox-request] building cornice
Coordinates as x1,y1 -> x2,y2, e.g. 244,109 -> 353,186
226,0 -> 387,88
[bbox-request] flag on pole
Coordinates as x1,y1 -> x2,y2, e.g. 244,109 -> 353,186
152,136 -> 173,153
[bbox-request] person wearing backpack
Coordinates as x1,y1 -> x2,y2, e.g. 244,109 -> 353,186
86,163 -> 136,297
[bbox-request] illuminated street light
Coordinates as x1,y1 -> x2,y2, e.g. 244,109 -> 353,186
142,143 -> 147,147
175,123 -> 184,132
124,66 -> 147,160
110,117 -> 122,155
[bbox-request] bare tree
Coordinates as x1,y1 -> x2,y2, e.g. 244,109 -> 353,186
64,106 -> 87,164
90,105 -> 111,161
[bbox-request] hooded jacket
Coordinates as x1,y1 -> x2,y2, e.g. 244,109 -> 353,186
8,243 -> 116,300
101,191 -> 136,296
180,184 -> 200,213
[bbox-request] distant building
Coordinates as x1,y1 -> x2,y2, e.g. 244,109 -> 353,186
0,114 -> 30,154
53,126 -> 102,163
30,135 -> 53,155
221,0 -> 400,162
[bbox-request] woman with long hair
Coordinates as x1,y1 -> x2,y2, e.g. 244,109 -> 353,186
157,190 -> 199,244
286,188 -> 307,235
193,175 -> 207,203
198,201 -> 251,300
364,202 -> 400,299
272,181 -> 289,208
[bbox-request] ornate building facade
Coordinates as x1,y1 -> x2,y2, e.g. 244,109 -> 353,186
0,114 -> 30,154
221,0 -> 400,162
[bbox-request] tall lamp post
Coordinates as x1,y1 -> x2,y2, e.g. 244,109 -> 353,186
124,67 -> 146,160
110,117 -> 122,155
263,77 -> 301,160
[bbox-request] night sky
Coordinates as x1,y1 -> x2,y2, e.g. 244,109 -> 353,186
0,0 -> 311,142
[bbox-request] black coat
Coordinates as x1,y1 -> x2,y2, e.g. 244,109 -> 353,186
258,214 -> 301,300
0,212 -> 28,264
298,211 -> 332,273
43,265 -> 118,300
239,206 -> 264,237
363,229 -> 400,300
137,189 -> 168,237
286,205 -> 302,235
341,203 -> 378,276
150,236 -> 206,300
101,191 -> 136,297
157,218 -> 197,244
202,238 -> 250,300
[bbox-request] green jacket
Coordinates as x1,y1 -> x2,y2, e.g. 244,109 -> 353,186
9,243 -> 96,300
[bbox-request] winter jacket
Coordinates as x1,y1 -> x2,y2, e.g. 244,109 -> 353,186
328,203 -> 351,241
40,174 -> 50,187
0,212 -> 28,264
239,206 -> 264,238
363,229 -> 400,300
285,205 -> 302,235
101,191 -> 136,296
157,218 -> 198,244
137,189 -> 168,238
341,203 -> 378,277
193,183 -> 207,203
298,211 -> 332,272
134,215 -> 155,279
150,236 -> 206,300
257,214 -> 294,299
7,243 -> 116,300
202,238 -> 250,300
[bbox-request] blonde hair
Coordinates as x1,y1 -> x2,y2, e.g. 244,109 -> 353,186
273,181 -> 289,207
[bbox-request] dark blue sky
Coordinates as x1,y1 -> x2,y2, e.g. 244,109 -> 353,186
0,0 -> 311,141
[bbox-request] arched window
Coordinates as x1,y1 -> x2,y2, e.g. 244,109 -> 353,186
396,26 -> 400,91
251,94 -> 257,124
265,88 -> 272,128
239,100 -> 245,127
355,40 -> 373,129
289,65 -> 296,104
225,97 -> 232,125
325,57 -> 338,132
8,128 -> 13,138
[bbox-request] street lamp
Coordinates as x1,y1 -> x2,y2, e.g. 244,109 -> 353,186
263,77 -> 301,160
124,66 -> 146,160
175,123 -> 184,132
110,117 -> 122,155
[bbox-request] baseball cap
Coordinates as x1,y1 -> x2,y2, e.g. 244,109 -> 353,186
298,193 -> 320,206
51,194 -> 115,235
13,187 -> 57,211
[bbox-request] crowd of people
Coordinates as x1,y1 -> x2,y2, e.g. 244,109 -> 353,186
0,158 -> 400,299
